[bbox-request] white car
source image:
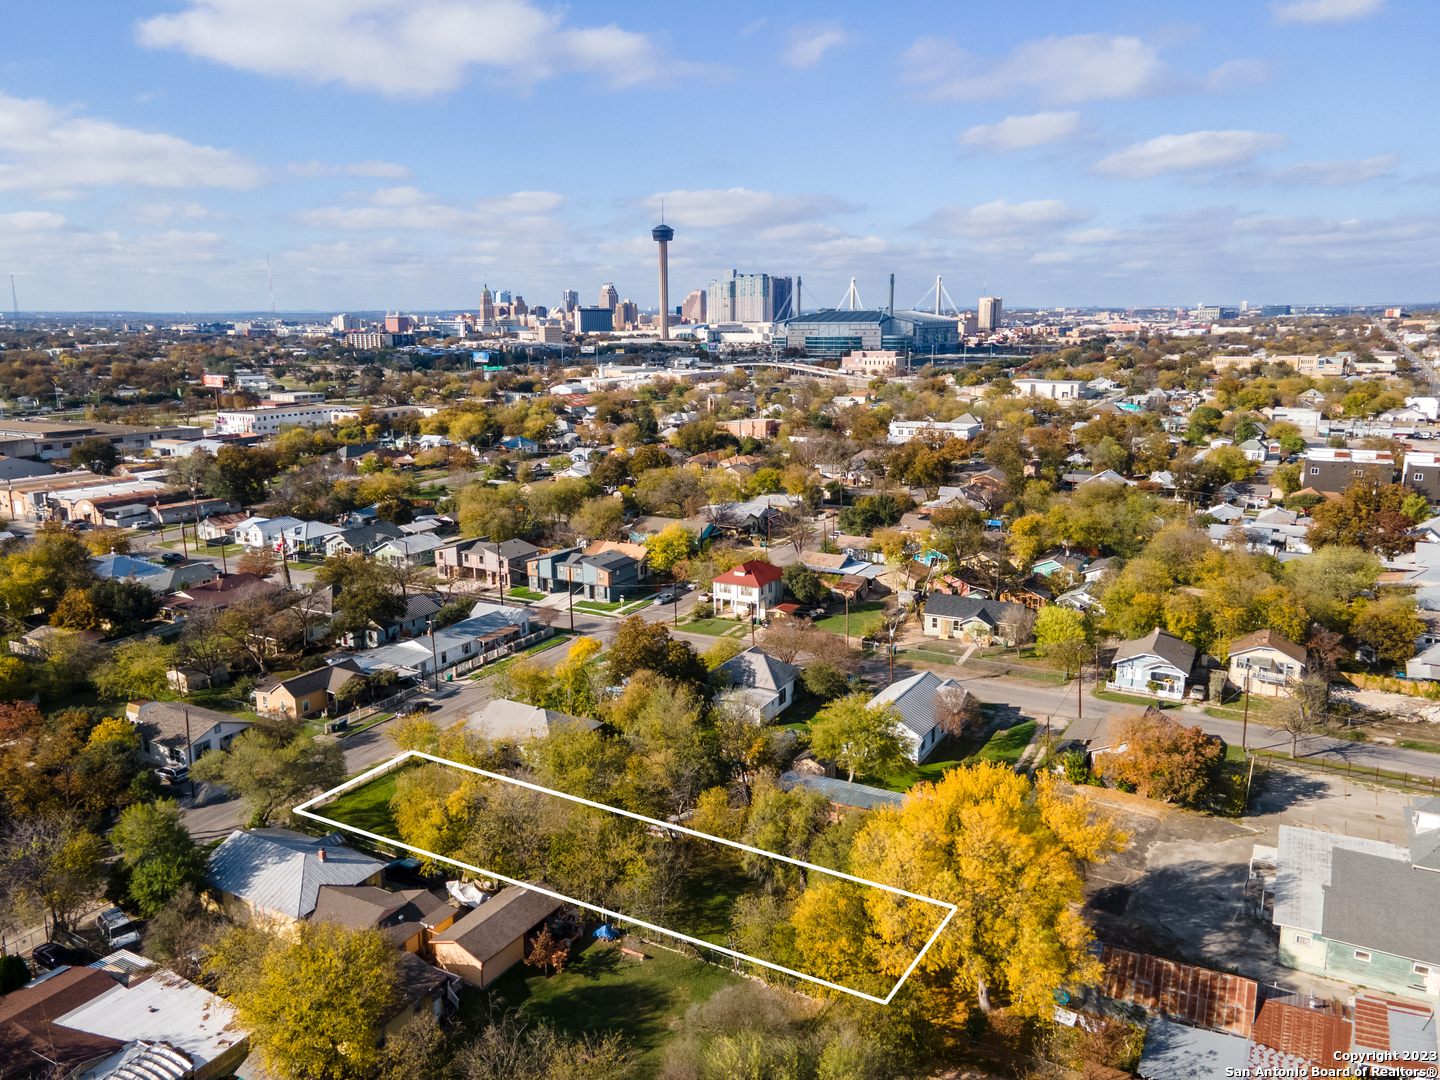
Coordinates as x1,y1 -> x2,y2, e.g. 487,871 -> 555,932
653,593 -> 675,606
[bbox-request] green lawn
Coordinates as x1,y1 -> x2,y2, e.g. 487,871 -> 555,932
508,587 -> 547,601
681,618 -> 747,636
1095,689 -> 1181,709
973,720 -> 1038,766
574,600 -> 625,614
859,734 -> 976,792
470,939 -> 741,1075
669,848 -> 756,945
813,601 -> 886,639
468,633 -> 575,680
323,771 -> 400,836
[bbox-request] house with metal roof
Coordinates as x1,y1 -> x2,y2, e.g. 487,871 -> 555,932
778,772 -> 905,812
921,593 -> 1031,645
714,647 -> 800,721
865,669 -> 976,763
0,967 -> 128,1080
347,601 -> 533,680
431,886 -> 568,988
323,520 -> 407,557
1107,627 -> 1206,701
205,827 -> 386,923
372,533 -> 445,568
1272,809 -> 1440,999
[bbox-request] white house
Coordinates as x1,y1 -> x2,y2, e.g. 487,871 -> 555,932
866,669 -> 977,763
887,415 -> 982,444
1011,378 -> 1089,401
710,560 -> 784,619
127,700 -> 251,769
232,515 -> 305,551
284,520 -> 345,554
713,647 -> 800,721
1107,627 -> 1202,701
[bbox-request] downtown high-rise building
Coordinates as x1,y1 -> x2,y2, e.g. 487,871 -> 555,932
599,283 -> 619,310
681,289 -> 706,322
560,290 -> 578,313
979,296 -> 1003,331
707,270 -> 792,324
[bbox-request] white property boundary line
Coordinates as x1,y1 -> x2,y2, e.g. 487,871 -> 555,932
294,750 -> 957,1005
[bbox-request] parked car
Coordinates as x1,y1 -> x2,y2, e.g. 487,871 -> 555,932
30,942 -> 90,971
653,593 -> 674,606
96,908 -> 140,950
154,765 -> 189,785
158,552 -> 186,564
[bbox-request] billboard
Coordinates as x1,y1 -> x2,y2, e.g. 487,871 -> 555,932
202,374 -> 227,388
580,345 -> 596,354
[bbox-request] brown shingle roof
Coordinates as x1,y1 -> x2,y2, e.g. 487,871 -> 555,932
0,967 -> 126,1080
1228,628 -> 1307,666
434,886 -> 563,964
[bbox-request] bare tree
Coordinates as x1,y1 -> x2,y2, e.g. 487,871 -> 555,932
769,507 -> 813,556
1305,628 -> 1347,674
999,607 -> 1038,656
934,685 -> 981,737
1271,674 -> 1331,758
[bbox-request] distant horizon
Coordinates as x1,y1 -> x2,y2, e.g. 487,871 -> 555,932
2,2 -> 1436,310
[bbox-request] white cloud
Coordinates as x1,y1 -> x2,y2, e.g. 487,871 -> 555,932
127,201 -> 219,226
958,111 -> 1082,152
1095,130 -> 1288,179
294,187 -> 566,233
288,160 -> 412,179
902,33 -> 1267,105
0,91 -> 264,197
642,188 -> 852,229
1274,0 -> 1385,25
784,22 -> 851,68
138,0 -> 719,97
919,199 -> 1090,240
1263,154 -> 1400,186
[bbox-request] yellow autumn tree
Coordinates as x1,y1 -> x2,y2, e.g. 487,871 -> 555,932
789,762 -> 1126,1018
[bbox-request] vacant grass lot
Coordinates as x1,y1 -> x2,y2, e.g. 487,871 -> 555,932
323,770 -> 400,836
813,601 -> 885,639
973,720 -> 1037,766
472,939 -> 741,1076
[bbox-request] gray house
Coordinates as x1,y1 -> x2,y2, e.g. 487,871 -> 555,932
126,701 -> 250,770
921,593 -> 1032,645
714,647 -> 800,721
864,669 -> 977,763
525,546 -> 639,602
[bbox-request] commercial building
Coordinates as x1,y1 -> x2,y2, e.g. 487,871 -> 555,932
560,289 -> 578,313
1011,378 -> 1090,400
574,307 -> 614,334
214,405 -> 336,435
840,349 -> 905,376
717,418 -> 780,439
776,309 -> 958,357
332,314 -> 361,330
887,415 -> 982,443
0,418 -> 202,460
708,270 -> 792,324
682,289 -> 706,322
599,282 -> 618,310
979,296 -> 1003,331
615,299 -> 639,329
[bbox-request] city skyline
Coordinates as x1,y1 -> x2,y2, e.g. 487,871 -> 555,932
1,0 -> 1437,311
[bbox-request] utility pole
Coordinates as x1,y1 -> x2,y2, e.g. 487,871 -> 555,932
1242,671 -> 1251,751
184,707 -> 193,801
568,579 -> 574,632
427,617 -> 440,690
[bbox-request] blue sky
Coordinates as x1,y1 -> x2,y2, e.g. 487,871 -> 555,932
1,0 -> 1436,312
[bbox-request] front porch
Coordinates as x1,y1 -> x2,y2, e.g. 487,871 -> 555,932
1106,675 -> 1186,701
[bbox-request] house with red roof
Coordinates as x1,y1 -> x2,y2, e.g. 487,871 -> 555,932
711,560 -> 784,619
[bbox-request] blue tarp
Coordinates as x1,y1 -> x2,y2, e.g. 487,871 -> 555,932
593,924 -> 620,940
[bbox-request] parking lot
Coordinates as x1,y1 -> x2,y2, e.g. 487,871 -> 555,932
1078,762 -> 1416,998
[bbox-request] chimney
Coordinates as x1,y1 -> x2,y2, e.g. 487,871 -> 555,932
317,847 -> 327,862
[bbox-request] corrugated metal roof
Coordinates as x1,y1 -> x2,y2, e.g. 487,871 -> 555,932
1249,999 -> 1351,1069
1272,825 -> 1408,933
1137,1016 -> 1250,1080
205,828 -> 385,919
58,969 -> 246,1073
779,772 -> 904,810
865,669 -> 970,744
1099,945 -> 1257,1038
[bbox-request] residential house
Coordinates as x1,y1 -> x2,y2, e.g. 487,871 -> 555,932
348,602 -> 533,682
165,663 -> 230,694
800,550 -> 871,577
1030,547 -> 1089,580
233,515 -> 305,550
431,886 -> 568,988
254,658 -> 369,719
1082,556 -> 1119,583
711,560 -> 784,619
526,546 -> 640,602
713,647 -> 800,721
1404,451 -> 1440,503
311,883 -> 458,954
1273,808 -> 1440,1000
585,539 -> 652,581
887,415 -> 982,444
866,669 -> 978,763
160,572 -> 279,621
436,537 -> 540,589
339,592 -> 446,649
127,700 -> 250,770
461,698 -> 600,741
778,772 -> 905,814
706,493 -> 796,536
8,624 -> 104,658
324,520 -> 408,557
51,958 -> 249,1080
198,510 -> 249,541
1107,627 -> 1205,701
372,533 -> 445,568
205,827 -> 386,924
1302,448 -> 1396,494
0,967 -> 131,1080
284,519 -> 345,554
626,515 -> 715,547
1227,628 -> 1307,697
921,594 -> 1032,645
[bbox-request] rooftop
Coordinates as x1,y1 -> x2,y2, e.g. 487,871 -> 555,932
205,827 -> 386,920
435,886 -> 564,964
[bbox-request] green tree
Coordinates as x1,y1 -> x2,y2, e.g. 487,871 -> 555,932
808,694 -> 910,783
205,445 -> 282,505
801,662 -> 851,701
1352,596 -> 1426,665
190,728 -> 345,826
93,637 -> 173,700
88,577 -> 162,632
69,436 -> 120,474
315,554 -> 406,641
112,799 -> 207,915
781,563 -> 829,604
738,776 -> 831,892
644,524 -> 695,575
836,495 -> 906,536
206,920 -> 399,1080
606,616 -> 706,686
1033,606 -> 1090,651
0,815 -> 106,931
